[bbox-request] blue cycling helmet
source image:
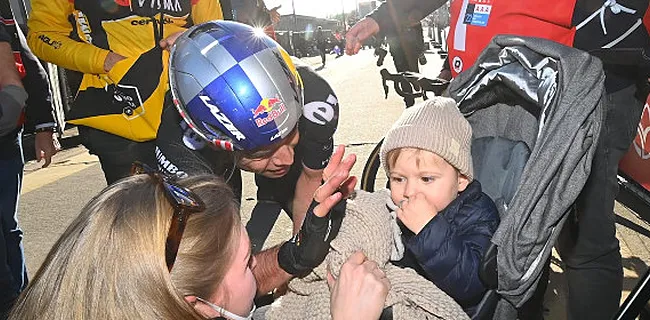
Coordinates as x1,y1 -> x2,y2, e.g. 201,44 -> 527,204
169,21 -> 304,151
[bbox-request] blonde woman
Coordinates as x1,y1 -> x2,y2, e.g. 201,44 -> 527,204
9,161 -> 389,319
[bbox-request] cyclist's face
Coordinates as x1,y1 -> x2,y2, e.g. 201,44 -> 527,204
236,129 -> 299,178
388,148 -> 469,213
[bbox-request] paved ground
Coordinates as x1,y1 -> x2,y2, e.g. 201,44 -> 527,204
18,49 -> 650,319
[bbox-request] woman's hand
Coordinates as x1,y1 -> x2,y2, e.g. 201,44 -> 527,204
328,252 -> 390,320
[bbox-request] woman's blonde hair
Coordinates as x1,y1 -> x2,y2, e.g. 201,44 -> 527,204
9,174 -> 240,319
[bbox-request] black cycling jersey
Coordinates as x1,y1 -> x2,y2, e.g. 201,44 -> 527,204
155,61 -> 339,197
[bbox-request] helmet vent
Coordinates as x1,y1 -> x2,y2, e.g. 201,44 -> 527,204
188,24 -> 221,39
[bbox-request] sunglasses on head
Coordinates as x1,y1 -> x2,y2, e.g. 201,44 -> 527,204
130,162 -> 205,271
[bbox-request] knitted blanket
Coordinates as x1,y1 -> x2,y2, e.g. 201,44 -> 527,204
265,190 -> 469,320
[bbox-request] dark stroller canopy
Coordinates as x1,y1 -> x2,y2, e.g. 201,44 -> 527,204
448,35 -> 605,311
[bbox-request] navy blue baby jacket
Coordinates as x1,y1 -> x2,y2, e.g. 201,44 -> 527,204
396,180 -> 499,315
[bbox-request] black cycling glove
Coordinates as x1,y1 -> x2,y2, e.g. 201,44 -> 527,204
278,199 -> 346,277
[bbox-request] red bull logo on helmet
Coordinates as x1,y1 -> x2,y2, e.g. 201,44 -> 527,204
252,97 -> 287,127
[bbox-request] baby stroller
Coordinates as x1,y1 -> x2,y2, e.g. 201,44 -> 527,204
447,35 -> 605,319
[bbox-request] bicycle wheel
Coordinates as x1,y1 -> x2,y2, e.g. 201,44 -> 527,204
360,138 -> 388,192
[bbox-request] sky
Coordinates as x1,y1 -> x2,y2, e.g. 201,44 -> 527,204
264,0 -> 368,19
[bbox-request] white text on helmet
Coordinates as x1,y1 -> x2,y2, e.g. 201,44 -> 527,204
255,104 -> 287,127
270,127 -> 289,142
199,95 -> 247,141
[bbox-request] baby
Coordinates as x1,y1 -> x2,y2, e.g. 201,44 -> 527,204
380,97 -> 500,315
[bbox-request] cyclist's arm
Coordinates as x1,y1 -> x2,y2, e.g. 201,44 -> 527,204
252,246 -> 292,295
293,64 -> 340,232
292,166 -> 324,233
191,0 -> 224,24
27,0 -> 109,74
255,145 -> 354,294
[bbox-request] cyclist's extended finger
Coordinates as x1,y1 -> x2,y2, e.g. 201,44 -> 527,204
315,168 -> 350,203
345,40 -> 355,55
337,153 -> 356,174
345,34 -> 364,55
325,154 -> 355,189
324,145 -> 345,181
313,174 -> 355,209
313,192 -> 343,217
324,151 -> 355,190
344,31 -> 358,55
339,176 -> 358,198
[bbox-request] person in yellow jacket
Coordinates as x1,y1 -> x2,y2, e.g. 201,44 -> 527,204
27,0 -> 223,184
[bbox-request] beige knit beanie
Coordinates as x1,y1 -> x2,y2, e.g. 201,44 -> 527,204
380,97 -> 474,181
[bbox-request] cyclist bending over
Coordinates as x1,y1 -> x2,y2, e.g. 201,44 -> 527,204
155,21 -> 339,254
155,20 -> 352,297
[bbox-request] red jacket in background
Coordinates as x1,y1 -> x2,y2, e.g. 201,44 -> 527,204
448,0 -> 576,77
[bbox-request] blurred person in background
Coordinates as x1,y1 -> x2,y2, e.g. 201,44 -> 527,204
315,26 -> 327,66
0,1 -> 59,316
27,0 -> 223,184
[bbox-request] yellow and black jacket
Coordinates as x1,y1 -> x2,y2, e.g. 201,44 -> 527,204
27,0 -> 223,141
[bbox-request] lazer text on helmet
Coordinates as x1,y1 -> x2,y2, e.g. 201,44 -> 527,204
199,95 -> 246,141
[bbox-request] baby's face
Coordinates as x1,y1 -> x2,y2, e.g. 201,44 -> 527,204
388,148 -> 469,213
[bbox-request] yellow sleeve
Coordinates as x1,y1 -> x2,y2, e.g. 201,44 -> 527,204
27,0 -> 109,75
191,0 -> 224,24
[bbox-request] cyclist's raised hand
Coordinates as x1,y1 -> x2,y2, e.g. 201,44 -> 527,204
314,144 -> 357,216
277,145 -> 356,276
345,18 -> 380,55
